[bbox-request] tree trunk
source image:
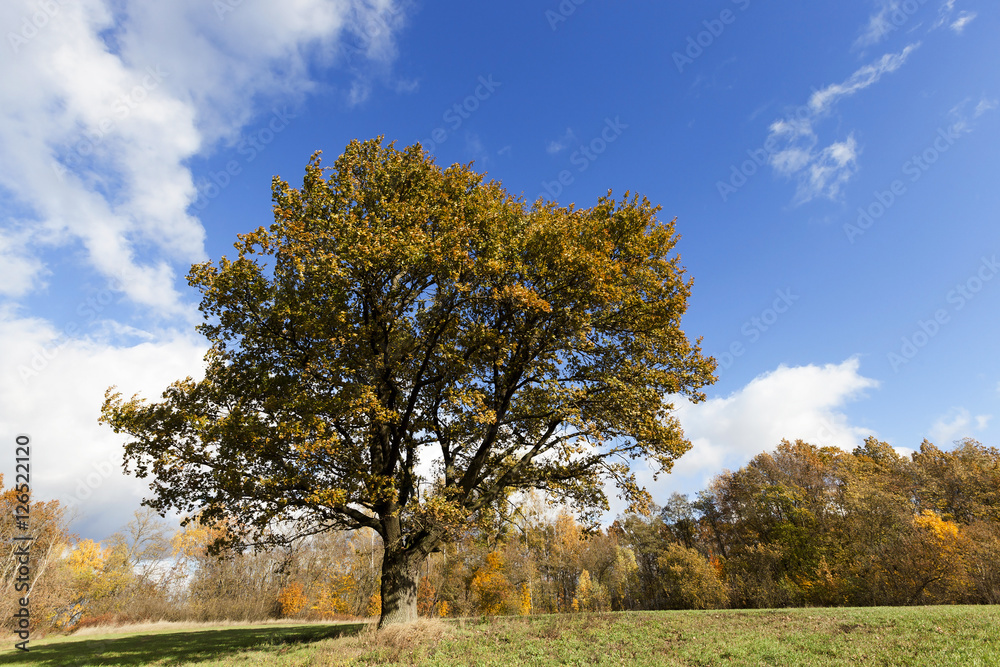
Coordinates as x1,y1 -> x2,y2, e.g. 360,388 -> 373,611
378,547 -> 422,628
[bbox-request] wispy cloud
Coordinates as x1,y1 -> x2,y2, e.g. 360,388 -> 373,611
933,0 -> 977,33
928,407 -> 991,444
854,1 -> 907,50
348,80 -> 372,106
464,131 -> 490,165
949,10 -> 977,33
810,45 -> 918,114
766,44 -> 918,204
948,95 -> 998,134
856,0 -> 975,50
797,136 -> 860,205
546,127 -> 577,154
974,98 -> 998,117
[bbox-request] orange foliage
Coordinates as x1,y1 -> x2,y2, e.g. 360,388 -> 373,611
471,552 -> 512,615
312,574 -> 353,618
277,582 -> 308,617
417,575 -> 436,617
366,593 -> 381,617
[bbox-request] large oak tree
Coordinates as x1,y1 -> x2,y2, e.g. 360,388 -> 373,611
100,138 -> 715,626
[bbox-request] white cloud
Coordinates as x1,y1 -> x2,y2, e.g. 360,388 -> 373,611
928,407 -> 971,444
0,0 -> 408,540
0,227 -> 47,298
795,135 -> 860,205
949,11 -> 977,33
0,0 -> 407,314
645,359 -> 879,495
809,46 -> 918,115
927,407 -> 992,445
0,312 -> 208,540
765,45 -> 917,204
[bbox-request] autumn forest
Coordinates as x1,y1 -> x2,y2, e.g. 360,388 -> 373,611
4,435 -> 999,634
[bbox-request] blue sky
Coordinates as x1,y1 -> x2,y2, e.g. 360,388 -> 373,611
1,0 -> 997,539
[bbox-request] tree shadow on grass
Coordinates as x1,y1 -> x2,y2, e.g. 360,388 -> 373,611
0,623 -> 366,666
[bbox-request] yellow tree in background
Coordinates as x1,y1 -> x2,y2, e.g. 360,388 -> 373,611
904,510 -> 972,603
471,551 -> 513,615
0,478 -> 72,631
277,582 -> 308,617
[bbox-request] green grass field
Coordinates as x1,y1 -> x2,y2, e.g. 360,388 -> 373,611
3,606 -> 1000,666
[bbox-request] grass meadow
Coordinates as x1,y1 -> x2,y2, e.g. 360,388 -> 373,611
2,605 -> 999,666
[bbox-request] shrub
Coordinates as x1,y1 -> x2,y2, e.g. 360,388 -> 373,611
657,544 -> 728,609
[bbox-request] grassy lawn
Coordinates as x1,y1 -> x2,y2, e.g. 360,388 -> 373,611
2,606 -> 1000,666
426,606 -> 1000,666
0,621 -> 366,667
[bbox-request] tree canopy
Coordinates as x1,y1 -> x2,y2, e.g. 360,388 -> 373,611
100,137 -> 715,625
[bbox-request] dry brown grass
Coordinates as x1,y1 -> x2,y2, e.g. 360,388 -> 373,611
309,618 -> 452,665
366,617 -> 449,648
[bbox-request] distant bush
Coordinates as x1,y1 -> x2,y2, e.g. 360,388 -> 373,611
657,544 -> 728,609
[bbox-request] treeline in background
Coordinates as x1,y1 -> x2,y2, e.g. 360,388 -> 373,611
4,437 -> 1000,633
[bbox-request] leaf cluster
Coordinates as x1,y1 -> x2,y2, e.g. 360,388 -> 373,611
100,137 -> 714,556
